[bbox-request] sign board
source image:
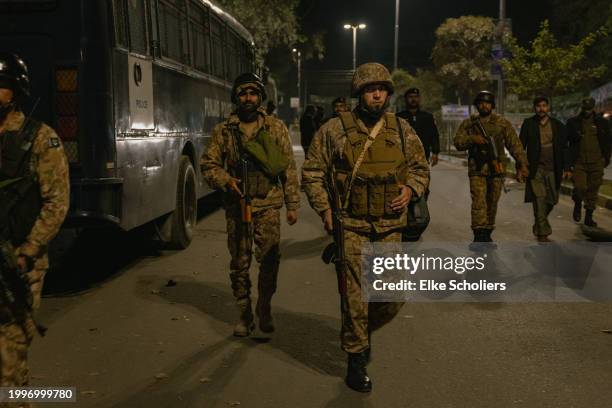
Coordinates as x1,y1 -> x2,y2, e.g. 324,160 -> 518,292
290,97 -> 300,109
128,55 -> 154,129
442,105 -> 470,121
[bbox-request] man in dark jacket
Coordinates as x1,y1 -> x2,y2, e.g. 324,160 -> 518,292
519,96 -> 571,242
300,105 -> 317,154
567,97 -> 611,227
397,87 -> 440,166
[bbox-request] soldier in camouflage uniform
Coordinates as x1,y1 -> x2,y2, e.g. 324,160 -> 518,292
0,53 -> 69,403
454,91 -> 528,242
201,73 -> 300,337
302,63 -> 429,392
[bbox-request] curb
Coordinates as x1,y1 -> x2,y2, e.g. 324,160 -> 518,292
439,154 -> 612,211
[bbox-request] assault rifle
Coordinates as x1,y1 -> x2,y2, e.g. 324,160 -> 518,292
474,118 -> 508,193
0,241 -> 45,336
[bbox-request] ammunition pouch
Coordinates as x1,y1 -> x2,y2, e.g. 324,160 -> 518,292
344,171 -> 402,219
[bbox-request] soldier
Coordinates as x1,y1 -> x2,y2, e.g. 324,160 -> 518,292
519,97 -> 571,242
302,62 -> 429,392
299,105 -> 316,155
320,96 -> 349,127
201,72 -> 300,337
397,87 -> 441,166
454,91 -> 528,242
0,53 -> 70,396
567,97 -> 611,227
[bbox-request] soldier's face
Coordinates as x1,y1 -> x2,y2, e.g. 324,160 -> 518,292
406,94 -> 420,108
477,101 -> 493,117
534,101 -> 550,118
237,88 -> 261,111
362,84 -> 388,112
0,88 -> 14,105
333,102 -> 347,114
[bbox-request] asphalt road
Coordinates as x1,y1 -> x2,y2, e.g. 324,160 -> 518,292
30,154 -> 612,408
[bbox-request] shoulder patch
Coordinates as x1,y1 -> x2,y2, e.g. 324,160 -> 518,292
48,137 -> 61,148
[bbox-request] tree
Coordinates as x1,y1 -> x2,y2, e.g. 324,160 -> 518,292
549,1 -> 612,83
216,0 -> 301,63
501,20 -> 607,98
432,16 -> 496,104
392,69 -> 445,112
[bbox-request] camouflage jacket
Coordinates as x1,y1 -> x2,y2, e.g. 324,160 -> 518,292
201,109 -> 300,212
0,110 -> 70,265
302,112 -> 430,234
454,113 -> 527,176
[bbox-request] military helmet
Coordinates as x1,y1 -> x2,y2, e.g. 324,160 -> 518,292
0,52 -> 30,99
231,72 -> 267,104
351,62 -> 394,98
473,91 -> 496,108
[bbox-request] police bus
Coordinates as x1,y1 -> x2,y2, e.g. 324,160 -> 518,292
0,0 -> 255,248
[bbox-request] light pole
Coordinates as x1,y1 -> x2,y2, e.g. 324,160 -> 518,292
394,0 -> 400,72
343,23 -> 366,71
292,48 -> 301,113
497,0 -> 506,115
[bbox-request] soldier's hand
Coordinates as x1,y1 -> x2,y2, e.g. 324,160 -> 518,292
516,166 -> 528,183
563,170 -> 573,180
321,208 -> 333,233
471,135 -> 488,145
226,177 -> 243,196
391,185 -> 413,212
287,210 -> 298,225
16,256 -> 28,273
430,154 -> 439,167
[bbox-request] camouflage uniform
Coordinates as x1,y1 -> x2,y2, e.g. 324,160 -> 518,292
454,113 -> 526,231
0,110 -> 70,398
302,113 -> 429,353
201,108 -> 300,305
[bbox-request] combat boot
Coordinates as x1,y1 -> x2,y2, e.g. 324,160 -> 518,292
484,229 -> 493,242
345,351 -> 372,393
472,229 -> 486,242
233,298 -> 254,337
573,200 -> 582,222
584,209 -> 598,228
255,295 -> 275,333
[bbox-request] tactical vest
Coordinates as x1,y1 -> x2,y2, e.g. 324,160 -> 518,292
467,116 -> 508,172
0,119 -> 43,246
226,117 -> 279,199
336,112 -> 407,219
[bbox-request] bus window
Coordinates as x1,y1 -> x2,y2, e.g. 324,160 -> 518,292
127,0 -> 148,55
189,0 -> 210,74
210,14 -> 225,80
112,0 -> 128,49
158,0 -> 189,64
226,31 -> 240,81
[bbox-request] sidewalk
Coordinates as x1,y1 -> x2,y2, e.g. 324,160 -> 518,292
439,154 -> 612,211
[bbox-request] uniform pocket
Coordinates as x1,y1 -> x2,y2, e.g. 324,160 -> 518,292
349,175 -> 368,217
368,176 -> 385,217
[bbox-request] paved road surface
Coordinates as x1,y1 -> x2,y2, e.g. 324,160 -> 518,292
31,153 -> 612,408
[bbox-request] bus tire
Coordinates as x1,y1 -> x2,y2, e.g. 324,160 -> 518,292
166,155 -> 197,249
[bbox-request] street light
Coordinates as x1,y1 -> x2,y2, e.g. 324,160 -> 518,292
292,48 -> 302,113
343,23 -> 366,71
394,0 -> 400,72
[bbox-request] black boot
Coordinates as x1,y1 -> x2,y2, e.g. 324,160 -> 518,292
584,209 -> 598,227
345,351 -> 372,393
573,200 -> 582,222
472,229 -> 486,242
256,295 -> 275,333
483,229 -> 493,242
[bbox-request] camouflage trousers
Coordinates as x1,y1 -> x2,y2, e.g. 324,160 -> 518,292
572,159 -> 604,210
226,207 -> 281,302
0,258 -> 46,408
341,229 -> 404,353
469,176 -> 504,230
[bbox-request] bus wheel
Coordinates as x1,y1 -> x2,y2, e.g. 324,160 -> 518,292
163,155 -> 197,249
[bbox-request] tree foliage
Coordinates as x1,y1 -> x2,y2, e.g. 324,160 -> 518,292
432,16 -> 496,104
215,0 -> 301,62
501,20 -> 607,98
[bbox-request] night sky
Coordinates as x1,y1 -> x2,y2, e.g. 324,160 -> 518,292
300,0 -> 551,72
